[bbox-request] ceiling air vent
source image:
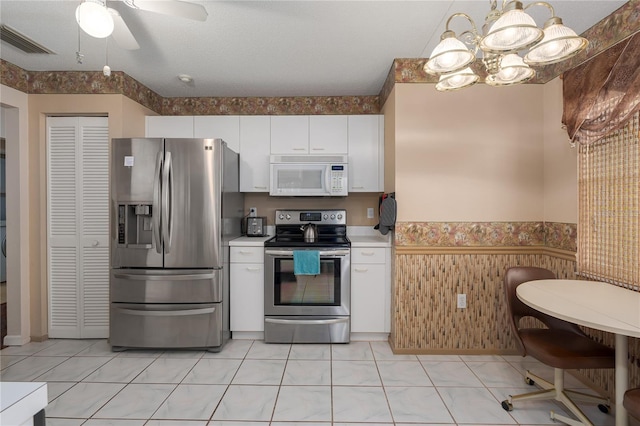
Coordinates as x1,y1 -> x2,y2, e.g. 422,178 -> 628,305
0,24 -> 55,54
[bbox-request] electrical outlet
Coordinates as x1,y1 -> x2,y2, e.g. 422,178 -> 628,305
249,207 -> 257,217
367,207 -> 374,219
457,293 -> 467,309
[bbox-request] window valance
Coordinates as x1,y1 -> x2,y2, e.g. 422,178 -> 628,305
562,32 -> 640,145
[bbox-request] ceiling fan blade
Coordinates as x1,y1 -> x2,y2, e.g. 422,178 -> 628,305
109,8 -> 140,50
127,0 -> 207,22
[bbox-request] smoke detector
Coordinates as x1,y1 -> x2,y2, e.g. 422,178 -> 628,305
178,74 -> 193,83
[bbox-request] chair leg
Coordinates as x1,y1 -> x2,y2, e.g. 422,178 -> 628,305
501,367 -> 609,426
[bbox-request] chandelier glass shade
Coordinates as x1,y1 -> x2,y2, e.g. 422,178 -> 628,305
424,0 -> 588,91
75,0 -> 114,39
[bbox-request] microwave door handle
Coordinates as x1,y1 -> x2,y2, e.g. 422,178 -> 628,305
324,166 -> 331,194
162,151 -> 173,254
152,151 -> 163,254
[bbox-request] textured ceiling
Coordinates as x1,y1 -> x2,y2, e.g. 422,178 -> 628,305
0,0 -> 628,98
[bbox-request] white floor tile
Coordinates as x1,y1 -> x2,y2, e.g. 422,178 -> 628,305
385,386 -> 454,423
282,359 -> 331,385
332,360 -> 381,386
212,385 -> 279,421
488,386 -> 574,425
93,383 -> 175,419
376,360 -> 433,386
36,356 -> 112,382
232,359 -> 286,385
370,341 -> 417,361
332,386 -> 393,422
83,420 -> 146,425
35,339 -> 97,356
45,418 -> 86,426
82,357 -> 156,383
133,357 -> 199,383
202,339 -> 253,359
77,340 -> 118,357
331,341 -> 373,360
438,387 -> 518,424
46,382 -> 126,418
0,339 -> 58,356
465,360 -> 528,388
416,354 -> 462,361
289,343 -> 331,360
0,356 -> 68,381
46,381 -> 76,402
147,421 -> 207,426
182,358 -> 242,384
152,384 -> 226,420
245,341 -> 291,359
421,360 -> 484,387
272,385 -> 332,422
0,354 -> 25,369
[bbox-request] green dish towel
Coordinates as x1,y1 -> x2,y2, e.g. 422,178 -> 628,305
293,250 -> 320,275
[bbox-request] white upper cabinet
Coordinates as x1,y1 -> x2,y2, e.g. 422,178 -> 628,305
309,115 -> 348,154
348,115 -> 383,192
239,116 -> 271,192
145,116 -> 194,138
270,116 -> 309,154
194,116 -> 240,153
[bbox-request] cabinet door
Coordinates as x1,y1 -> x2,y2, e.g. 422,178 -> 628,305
239,116 -> 270,192
47,116 -> 109,339
194,116 -> 240,153
351,263 -> 386,333
145,116 -> 194,138
270,116 -> 309,154
348,115 -> 383,192
309,115 -> 348,154
230,263 -> 264,331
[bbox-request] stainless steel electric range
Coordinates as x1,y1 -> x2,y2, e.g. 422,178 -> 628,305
264,209 -> 351,343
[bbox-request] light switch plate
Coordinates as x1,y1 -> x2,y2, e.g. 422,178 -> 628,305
457,294 -> 467,309
367,207 -> 374,219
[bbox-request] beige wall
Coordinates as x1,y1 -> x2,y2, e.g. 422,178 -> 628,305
0,85 -> 31,345
543,77 -> 578,223
381,87 -> 396,193
27,94 -> 153,339
393,83 -> 545,222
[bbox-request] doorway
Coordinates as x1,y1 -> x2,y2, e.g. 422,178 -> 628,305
1,136 -> 6,348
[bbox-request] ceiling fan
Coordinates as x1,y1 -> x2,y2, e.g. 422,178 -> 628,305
75,0 -> 208,50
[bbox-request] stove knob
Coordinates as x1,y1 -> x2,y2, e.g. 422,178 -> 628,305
286,214 -> 291,220
278,214 -> 285,220
337,213 -> 343,220
323,214 -> 328,220
330,214 -> 336,220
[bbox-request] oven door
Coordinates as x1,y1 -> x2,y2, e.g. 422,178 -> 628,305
264,248 -> 350,317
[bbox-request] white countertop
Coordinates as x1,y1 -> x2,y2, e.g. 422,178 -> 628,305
0,382 -> 47,425
230,226 -> 392,247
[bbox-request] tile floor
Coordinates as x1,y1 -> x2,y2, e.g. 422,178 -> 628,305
0,338 -> 633,425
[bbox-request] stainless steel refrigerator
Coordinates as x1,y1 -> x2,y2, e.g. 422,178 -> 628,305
109,138 -> 243,351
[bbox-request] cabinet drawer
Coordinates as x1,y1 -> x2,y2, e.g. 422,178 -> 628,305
351,247 -> 386,264
230,246 -> 264,263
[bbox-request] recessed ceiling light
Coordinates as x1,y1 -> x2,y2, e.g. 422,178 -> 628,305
178,74 -> 193,83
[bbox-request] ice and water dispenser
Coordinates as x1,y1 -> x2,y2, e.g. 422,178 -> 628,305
117,203 -> 154,248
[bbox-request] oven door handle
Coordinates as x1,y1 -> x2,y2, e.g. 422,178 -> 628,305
264,249 -> 350,257
265,317 -> 349,325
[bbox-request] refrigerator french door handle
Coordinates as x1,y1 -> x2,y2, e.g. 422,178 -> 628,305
162,151 -> 173,254
152,151 -> 163,254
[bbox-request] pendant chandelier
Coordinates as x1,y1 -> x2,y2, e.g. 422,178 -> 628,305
424,0 -> 588,91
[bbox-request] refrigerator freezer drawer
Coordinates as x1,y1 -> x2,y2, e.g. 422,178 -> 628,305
111,269 -> 222,303
110,303 -> 223,349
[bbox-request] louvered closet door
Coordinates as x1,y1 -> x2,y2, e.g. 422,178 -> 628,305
47,117 -> 109,338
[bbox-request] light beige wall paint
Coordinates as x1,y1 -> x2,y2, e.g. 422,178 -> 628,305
394,83 -> 545,222
28,94 -> 154,339
381,87 -> 396,193
543,77 -> 578,223
0,85 -> 31,345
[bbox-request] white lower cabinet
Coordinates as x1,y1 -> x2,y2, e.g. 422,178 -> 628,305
230,246 -> 264,334
350,247 -> 390,334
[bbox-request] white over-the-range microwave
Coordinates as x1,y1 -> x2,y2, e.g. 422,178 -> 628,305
269,155 -> 348,196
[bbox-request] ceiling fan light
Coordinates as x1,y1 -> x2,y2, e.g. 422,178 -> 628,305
425,31 -> 475,75
480,1 -> 543,53
76,0 -> 114,39
486,53 -> 535,86
435,67 -> 479,91
524,17 -> 588,65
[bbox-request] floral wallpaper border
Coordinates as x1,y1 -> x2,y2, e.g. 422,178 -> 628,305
378,1 -> 640,106
395,221 -> 577,252
1,2 -> 636,116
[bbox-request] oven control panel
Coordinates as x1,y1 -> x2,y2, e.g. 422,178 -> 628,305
275,209 -> 346,225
